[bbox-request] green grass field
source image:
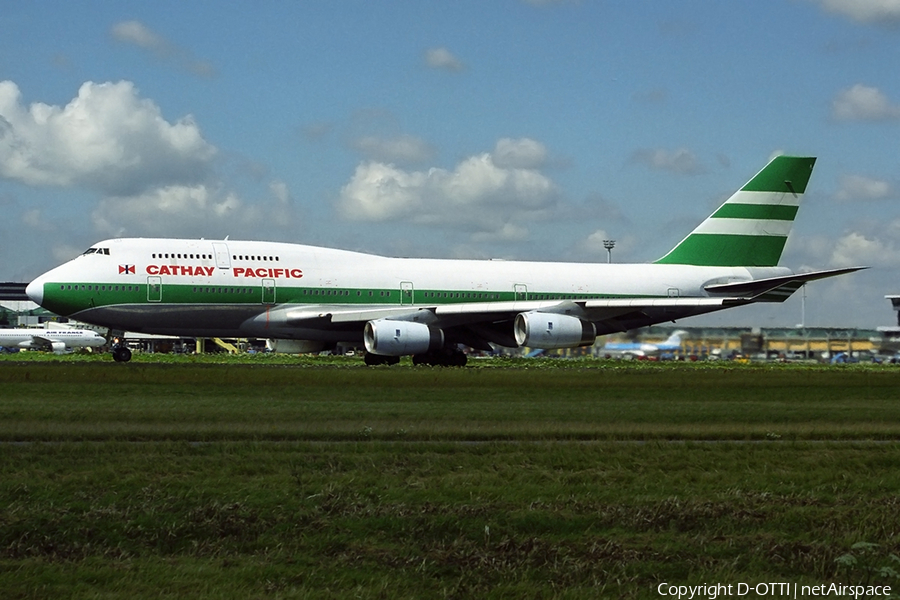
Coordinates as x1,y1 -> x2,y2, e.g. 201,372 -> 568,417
2,356 -> 900,598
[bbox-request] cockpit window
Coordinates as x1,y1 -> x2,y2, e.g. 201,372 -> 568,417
82,248 -> 110,256
83,248 -> 97,255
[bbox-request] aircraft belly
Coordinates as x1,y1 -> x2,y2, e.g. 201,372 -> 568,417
256,326 -> 364,343
72,304 -> 264,336
71,303 -> 365,343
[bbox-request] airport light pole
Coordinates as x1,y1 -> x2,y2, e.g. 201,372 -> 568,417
603,239 -> 615,263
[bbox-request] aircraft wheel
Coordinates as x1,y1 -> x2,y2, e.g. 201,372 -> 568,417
364,352 -> 400,366
413,349 -> 467,367
112,345 -> 132,363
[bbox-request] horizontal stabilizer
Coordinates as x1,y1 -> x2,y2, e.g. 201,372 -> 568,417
704,267 -> 867,302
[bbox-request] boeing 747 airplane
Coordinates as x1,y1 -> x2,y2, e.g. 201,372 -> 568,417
0,327 -> 106,353
25,155 -> 863,365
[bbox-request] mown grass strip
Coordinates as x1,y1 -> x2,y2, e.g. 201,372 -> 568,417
1,360 -> 899,441
3,358 -> 900,597
2,440 -> 900,598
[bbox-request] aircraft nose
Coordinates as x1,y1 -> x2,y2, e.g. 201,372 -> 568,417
26,278 -> 44,306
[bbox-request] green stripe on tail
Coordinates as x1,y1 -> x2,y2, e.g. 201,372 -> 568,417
711,204 -> 799,221
655,156 -> 816,267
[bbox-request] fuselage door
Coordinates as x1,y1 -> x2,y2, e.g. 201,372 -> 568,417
515,284 -> 528,301
262,278 -> 276,305
148,276 -> 162,302
665,287 -> 680,314
400,281 -> 414,305
212,243 -> 231,269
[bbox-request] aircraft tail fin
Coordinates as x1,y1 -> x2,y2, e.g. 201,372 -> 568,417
654,156 -> 816,267
663,330 -> 688,346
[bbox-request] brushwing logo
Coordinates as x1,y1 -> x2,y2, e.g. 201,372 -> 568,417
118,265 -> 135,275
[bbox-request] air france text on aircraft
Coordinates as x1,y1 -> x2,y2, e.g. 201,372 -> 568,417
144,265 -> 303,278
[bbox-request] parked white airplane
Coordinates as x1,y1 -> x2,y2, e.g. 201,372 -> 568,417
600,330 -> 688,359
0,327 -> 106,353
25,156 -> 863,365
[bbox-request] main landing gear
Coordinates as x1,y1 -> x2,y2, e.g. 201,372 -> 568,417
364,353 -> 400,366
413,348 -> 467,367
363,347 -> 468,367
112,344 -> 132,363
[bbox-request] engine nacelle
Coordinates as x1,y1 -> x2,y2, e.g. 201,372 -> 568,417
514,312 -> 596,349
364,320 -> 444,356
50,341 -> 67,354
265,339 -> 326,354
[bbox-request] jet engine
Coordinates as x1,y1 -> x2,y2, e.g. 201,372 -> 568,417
364,320 -> 444,356
265,339 -> 326,354
513,312 -> 596,349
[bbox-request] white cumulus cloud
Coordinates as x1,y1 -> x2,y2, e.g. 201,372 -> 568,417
828,230 -> 900,268
832,84 -> 900,121
424,47 -> 465,72
92,185 -> 237,237
337,138 -> 559,239
834,174 -> 895,201
492,138 -> 548,170
111,20 -> 215,77
91,181 -> 296,238
810,0 -> 900,25
111,20 -> 162,49
0,80 -> 217,196
351,134 -> 435,164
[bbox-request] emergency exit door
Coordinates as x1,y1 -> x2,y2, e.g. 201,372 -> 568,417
262,279 -> 276,304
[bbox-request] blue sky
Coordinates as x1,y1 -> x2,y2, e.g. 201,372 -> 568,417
2,0 -> 900,328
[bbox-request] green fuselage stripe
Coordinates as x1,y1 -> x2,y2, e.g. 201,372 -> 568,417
655,233 -> 787,267
41,282 -> 658,317
711,203 -> 798,221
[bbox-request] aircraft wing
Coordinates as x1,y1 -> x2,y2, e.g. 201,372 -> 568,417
292,297 -> 739,324
28,334 -> 70,353
283,296 -> 750,348
273,267 -> 862,349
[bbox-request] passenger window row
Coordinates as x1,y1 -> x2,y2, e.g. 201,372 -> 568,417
152,253 -> 212,259
59,285 -> 139,292
191,288 -> 255,294
422,292 -> 500,300
233,255 -> 280,262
